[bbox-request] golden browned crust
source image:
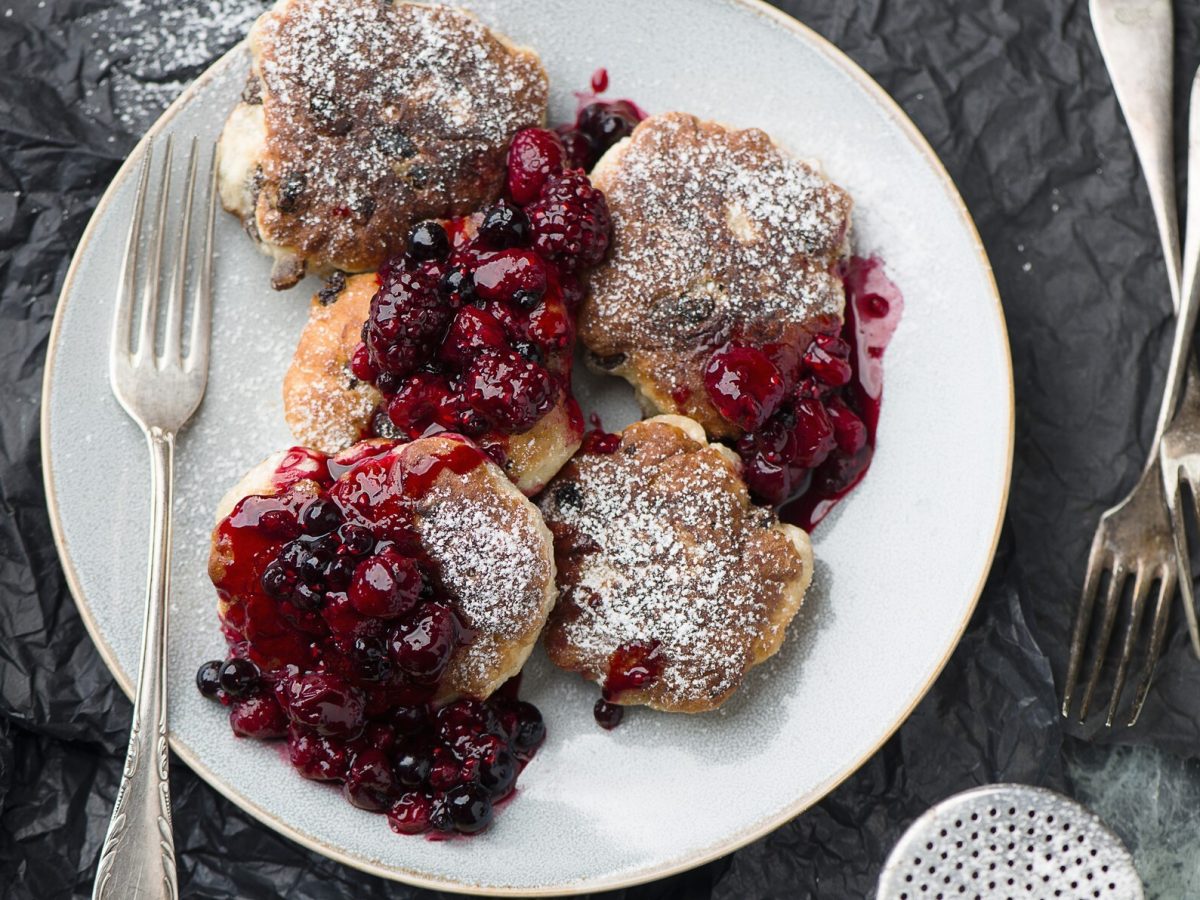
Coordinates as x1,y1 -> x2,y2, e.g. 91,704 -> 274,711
283,272 -> 381,454
209,438 -> 557,702
219,0 -> 548,288
583,113 -> 852,438
282,273 -> 583,495
538,416 -> 813,713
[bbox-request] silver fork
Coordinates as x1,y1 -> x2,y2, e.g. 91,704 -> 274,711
93,136 -> 216,900
1062,0 -> 1194,727
1160,89 -> 1200,662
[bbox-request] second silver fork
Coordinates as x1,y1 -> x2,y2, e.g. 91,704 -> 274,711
1063,0 -> 1200,726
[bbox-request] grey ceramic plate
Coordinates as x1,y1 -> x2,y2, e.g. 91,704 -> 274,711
41,0 -> 1013,894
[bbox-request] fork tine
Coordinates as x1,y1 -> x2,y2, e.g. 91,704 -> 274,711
1103,567 -> 1153,726
1062,541 -> 1107,717
185,144 -> 218,374
112,144 -> 154,359
1167,466 -> 1200,657
162,138 -> 199,368
1076,562 -> 1127,723
135,135 -> 174,363
1128,566 -> 1176,725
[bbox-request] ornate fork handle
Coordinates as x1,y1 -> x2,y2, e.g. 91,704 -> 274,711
93,428 -> 178,900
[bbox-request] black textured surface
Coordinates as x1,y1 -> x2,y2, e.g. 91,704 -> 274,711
1,0 -> 1195,896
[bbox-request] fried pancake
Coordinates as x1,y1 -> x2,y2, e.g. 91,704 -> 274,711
538,416 -> 814,713
219,0 -> 548,289
583,113 -> 853,439
210,436 -> 557,701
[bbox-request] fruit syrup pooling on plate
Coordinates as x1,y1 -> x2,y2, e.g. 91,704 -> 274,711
199,442 -> 546,838
347,87 -> 645,464
704,256 -> 904,531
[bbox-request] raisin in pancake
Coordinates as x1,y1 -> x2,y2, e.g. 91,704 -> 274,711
283,272 -> 582,495
583,113 -> 853,439
538,416 -> 814,713
219,0 -> 548,289
211,437 -> 557,701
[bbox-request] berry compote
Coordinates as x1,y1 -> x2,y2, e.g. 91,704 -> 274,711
555,71 -> 648,171
708,256 -> 904,530
351,126 -> 613,471
200,441 -> 547,837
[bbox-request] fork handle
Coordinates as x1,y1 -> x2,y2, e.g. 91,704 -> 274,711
1091,0 -> 1181,309
1154,68 -> 1200,445
93,427 -> 178,900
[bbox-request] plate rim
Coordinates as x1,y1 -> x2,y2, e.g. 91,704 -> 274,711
39,1 -> 1014,894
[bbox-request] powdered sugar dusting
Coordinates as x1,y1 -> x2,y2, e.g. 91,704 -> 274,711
585,112 -> 851,357
416,469 -> 554,688
539,420 -> 809,710
237,0 -> 547,273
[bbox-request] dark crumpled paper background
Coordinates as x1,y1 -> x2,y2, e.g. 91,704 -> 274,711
2,0 -> 1198,895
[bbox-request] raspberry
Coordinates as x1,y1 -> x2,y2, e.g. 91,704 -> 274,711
365,268 -> 453,379
440,306 -> 510,367
464,350 -> 558,433
525,300 -> 573,351
526,170 -> 612,271
386,373 -> 451,437
472,250 -> 547,303
507,128 -> 565,205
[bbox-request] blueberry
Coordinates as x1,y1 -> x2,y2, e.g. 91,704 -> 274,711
196,660 -> 223,699
352,636 -> 392,682
406,221 -> 449,262
444,783 -> 494,834
279,540 -> 308,572
512,701 -> 547,751
299,498 -> 342,535
393,704 -> 429,735
595,109 -> 635,145
218,658 -> 260,699
260,560 -> 295,598
394,746 -> 433,787
325,555 -> 356,590
478,749 -> 517,798
429,795 -> 456,833
511,290 -> 541,311
438,265 -> 476,305
338,524 -> 376,557
292,583 -> 324,611
478,202 -> 530,249
300,552 -> 328,588
512,340 -> 544,364
592,698 -> 623,730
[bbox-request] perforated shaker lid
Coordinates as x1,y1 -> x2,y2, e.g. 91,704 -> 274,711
876,784 -> 1143,900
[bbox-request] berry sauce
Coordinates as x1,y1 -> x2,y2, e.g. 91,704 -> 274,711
353,127 -> 614,468
557,73 -> 648,171
200,441 -> 546,838
711,256 -> 903,531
